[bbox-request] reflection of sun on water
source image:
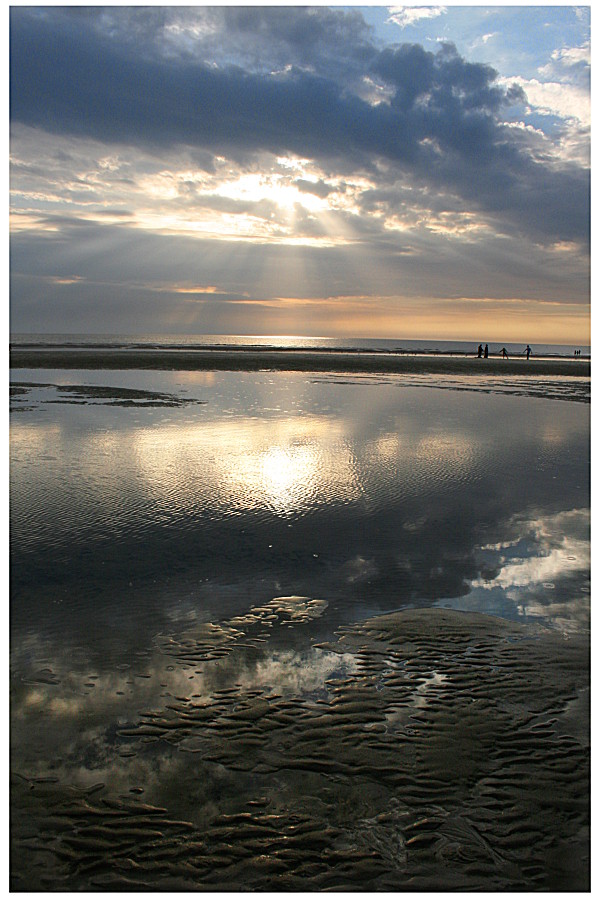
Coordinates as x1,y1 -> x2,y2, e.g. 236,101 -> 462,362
132,418 -> 362,517
261,445 -> 318,513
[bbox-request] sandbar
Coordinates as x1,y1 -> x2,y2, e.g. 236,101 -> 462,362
9,347 -> 590,377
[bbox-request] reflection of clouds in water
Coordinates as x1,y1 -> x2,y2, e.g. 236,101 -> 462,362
13,624 -> 356,750
12,374 -> 590,608
46,387 -> 489,526
533,507 -> 590,542
474,508 -> 589,591
10,420 -> 62,452
478,542 -> 588,590
470,508 -> 589,631
11,375 -> 591,666
372,433 -> 403,461
517,599 -> 589,634
12,636 -> 359,811
251,648 -> 357,695
415,432 -> 480,469
342,555 -> 379,584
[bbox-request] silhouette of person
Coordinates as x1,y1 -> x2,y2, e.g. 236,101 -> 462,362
484,344 -> 489,358
477,344 -> 483,358
501,347 -> 509,358
525,345 -> 531,360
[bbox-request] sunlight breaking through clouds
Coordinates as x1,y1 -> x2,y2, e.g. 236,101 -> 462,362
9,5 -> 589,340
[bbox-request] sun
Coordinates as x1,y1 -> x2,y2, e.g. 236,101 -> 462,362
214,172 -> 327,214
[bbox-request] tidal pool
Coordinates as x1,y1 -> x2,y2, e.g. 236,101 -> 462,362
10,369 -> 590,890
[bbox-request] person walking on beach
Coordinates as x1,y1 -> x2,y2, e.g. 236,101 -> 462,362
525,344 -> 531,360
501,347 -> 509,359
477,343 -> 483,358
484,344 -> 489,358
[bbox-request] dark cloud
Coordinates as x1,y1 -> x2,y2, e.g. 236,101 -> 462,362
294,178 -> 339,198
10,11 -> 388,164
36,6 -> 376,76
10,7 -> 589,244
213,6 -> 377,77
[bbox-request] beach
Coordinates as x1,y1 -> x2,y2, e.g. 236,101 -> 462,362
10,364 -> 590,891
12,606 -> 589,891
10,1 -> 591,891
10,345 -> 591,377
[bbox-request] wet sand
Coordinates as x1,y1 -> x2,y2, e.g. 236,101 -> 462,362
10,381 -> 206,408
11,607 -> 589,891
9,346 -> 590,377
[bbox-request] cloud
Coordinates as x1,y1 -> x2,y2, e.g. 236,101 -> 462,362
507,75 -> 590,126
386,7 -> 447,29
10,9 -> 588,246
8,6 -> 590,338
546,40 -> 591,72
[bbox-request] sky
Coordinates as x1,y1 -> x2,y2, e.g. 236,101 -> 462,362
9,4 -> 591,342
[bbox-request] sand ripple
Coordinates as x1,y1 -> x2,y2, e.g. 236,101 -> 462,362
11,607 -> 588,891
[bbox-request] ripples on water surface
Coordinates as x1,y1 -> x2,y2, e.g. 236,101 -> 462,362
10,369 -> 590,890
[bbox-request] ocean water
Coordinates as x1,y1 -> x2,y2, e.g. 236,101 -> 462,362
10,366 -> 590,890
10,332 -> 591,358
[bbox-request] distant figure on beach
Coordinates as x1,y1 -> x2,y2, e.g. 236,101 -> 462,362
477,344 -> 483,358
525,344 -> 531,360
501,347 -> 509,359
484,344 -> 489,358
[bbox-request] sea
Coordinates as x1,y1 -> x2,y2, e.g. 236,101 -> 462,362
9,332 -> 591,358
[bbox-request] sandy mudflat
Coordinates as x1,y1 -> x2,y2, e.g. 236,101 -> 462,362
10,381 -> 206,408
9,346 -> 590,377
11,606 -> 589,891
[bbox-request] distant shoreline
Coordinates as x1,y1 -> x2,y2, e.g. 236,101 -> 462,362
10,347 -> 591,377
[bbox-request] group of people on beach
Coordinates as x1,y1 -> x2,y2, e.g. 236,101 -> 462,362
477,344 -> 531,359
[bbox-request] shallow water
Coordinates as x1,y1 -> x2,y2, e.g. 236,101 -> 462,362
10,369 -> 590,890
